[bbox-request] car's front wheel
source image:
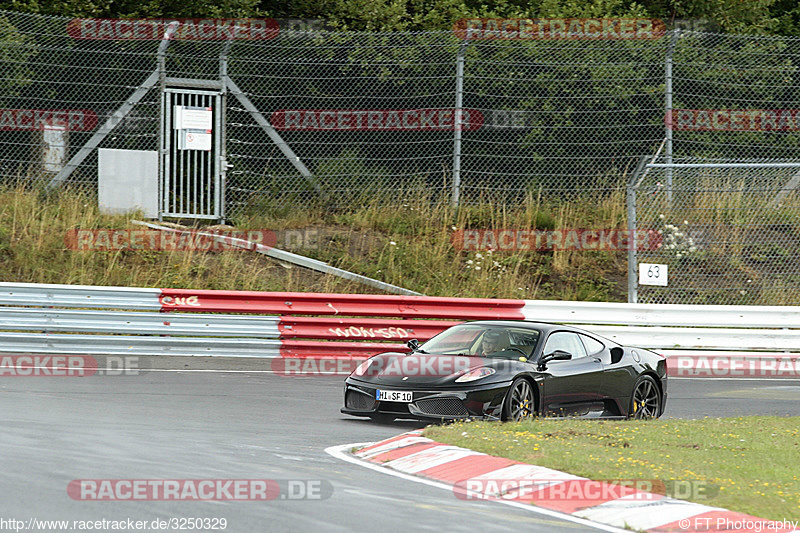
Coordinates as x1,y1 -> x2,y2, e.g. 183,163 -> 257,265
503,377 -> 536,422
629,375 -> 661,419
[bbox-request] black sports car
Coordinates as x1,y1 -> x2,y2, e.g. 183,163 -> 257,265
341,320 -> 667,422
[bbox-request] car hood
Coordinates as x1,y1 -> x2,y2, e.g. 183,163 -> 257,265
349,352 -> 526,387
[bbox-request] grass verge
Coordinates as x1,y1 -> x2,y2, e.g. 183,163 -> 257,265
424,417 -> 800,521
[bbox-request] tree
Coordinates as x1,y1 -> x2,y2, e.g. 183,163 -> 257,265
0,0 -> 792,36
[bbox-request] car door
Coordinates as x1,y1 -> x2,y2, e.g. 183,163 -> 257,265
538,331 -> 604,415
582,333 -> 639,412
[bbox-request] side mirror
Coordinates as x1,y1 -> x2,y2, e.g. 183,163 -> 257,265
537,350 -> 571,370
548,350 -> 572,361
406,339 -> 420,352
610,346 -> 624,365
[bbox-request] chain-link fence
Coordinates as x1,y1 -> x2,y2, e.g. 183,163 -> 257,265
1,10 -> 799,304
0,11 -> 163,186
631,31 -> 800,305
226,28 -> 672,209
0,10 -> 672,204
634,157 -> 800,305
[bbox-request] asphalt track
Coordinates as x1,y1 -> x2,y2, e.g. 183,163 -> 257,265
1,367 -> 799,533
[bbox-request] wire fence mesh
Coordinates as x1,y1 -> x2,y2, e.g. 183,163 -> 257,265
634,158 -> 800,305
1,10 -> 800,304
633,31 -> 800,304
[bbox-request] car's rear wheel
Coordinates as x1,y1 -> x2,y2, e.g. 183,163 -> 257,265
629,375 -> 661,419
503,377 -> 536,422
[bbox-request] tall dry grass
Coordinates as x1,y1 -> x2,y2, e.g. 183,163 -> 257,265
0,184 -> 632,299
4,181 -> 793,304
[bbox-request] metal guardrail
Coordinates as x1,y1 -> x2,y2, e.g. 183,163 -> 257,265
0,308 -> 279,337
0,332 -> 283,357
7,281 -> 800,327
585,325 -> 800,351
157,287 -> 527,318
519,301 -> 800,329
0,282 -> 161,310
0,282 -> 798,358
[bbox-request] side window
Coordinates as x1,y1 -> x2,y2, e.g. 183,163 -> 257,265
580,334 -> 605,356
543,332 -> 587,360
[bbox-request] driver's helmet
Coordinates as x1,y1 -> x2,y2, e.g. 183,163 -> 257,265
481,329 -> 508,354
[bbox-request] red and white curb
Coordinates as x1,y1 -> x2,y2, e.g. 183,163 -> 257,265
326,431 -> 799,533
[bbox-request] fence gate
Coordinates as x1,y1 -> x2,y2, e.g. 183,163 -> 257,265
160,88 -> 224,221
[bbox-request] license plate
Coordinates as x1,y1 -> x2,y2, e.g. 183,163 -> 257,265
376,390 -> 413,402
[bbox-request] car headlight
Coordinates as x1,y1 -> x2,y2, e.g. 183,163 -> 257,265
455,367 -> 496,383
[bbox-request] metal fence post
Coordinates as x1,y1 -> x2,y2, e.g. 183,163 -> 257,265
218,41 -> 232,223
664,30 -> 680,206
157,22 -> 178,220
627,156 -> 649,304
452,40 -> 468,207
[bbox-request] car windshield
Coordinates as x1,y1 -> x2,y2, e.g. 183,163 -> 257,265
420,324 -> 541,358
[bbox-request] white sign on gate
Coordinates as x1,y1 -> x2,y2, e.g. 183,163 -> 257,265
174,105 -> 213,131
178,129 -> 212,151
